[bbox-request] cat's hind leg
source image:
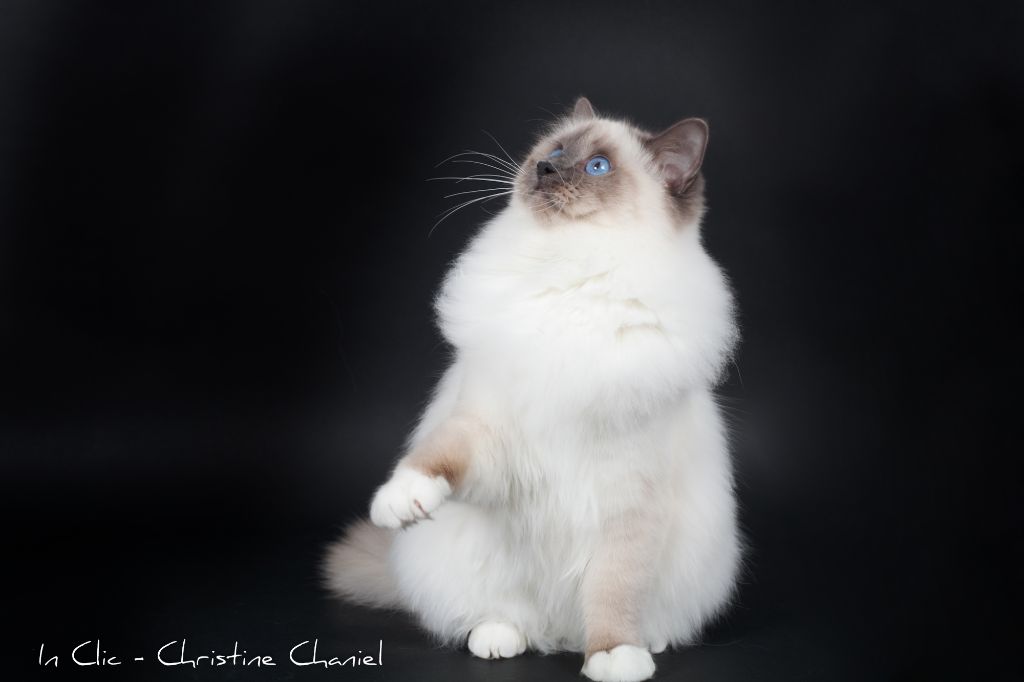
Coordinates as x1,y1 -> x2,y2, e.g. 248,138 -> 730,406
389,500 -> 540,658
467,621 -> 527,659
579,506 -> 665,682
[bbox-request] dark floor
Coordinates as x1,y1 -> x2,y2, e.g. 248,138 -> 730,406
12,475 -> 1016,682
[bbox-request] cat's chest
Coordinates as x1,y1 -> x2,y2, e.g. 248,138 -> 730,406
470,262 -> 668,352
521,270 -> 660,333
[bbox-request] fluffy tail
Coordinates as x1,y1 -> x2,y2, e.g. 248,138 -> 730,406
322,519 -> 401,609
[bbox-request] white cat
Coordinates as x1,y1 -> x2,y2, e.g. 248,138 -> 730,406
325,97 -> 741,682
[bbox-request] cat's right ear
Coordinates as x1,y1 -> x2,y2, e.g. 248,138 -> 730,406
573,96 -> 596,120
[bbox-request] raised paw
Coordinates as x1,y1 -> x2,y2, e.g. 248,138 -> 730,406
582,644 -> 656,682
467,621 -> 526,659
369,466 -> 451,529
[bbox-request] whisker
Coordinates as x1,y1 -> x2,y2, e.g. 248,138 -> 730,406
439,189 -> 512,216
427,136 -> 528,236
436,150 -> 518,175
469,149 -> 520,174
427,176 -> 515,185
430,191 -> 513,236
434,150 -> 488,169
451,147 -> 519,174
538,105 -> 558,119
481,131 -> 522,172
443,186 -> 515,199
450,159 -> 518,175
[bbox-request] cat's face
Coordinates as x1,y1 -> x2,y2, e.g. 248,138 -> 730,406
515,97 -> 709,226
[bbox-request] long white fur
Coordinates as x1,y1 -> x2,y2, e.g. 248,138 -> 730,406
326,115 -> 741,673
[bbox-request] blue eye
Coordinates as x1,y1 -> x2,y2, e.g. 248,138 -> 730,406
585,155 -> 611,176
549,148 -> 564,158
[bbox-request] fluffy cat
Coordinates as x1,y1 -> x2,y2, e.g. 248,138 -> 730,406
324,97 -> 741,682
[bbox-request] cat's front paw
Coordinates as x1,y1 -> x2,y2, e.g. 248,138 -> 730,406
369,466 -> 451,529
582,644 -> 656,682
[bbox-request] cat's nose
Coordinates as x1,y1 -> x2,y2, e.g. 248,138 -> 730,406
536,160 -> 558,179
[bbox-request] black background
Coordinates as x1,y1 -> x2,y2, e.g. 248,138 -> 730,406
3,1 -> 1022,679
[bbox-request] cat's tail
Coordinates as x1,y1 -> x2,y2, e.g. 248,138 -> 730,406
322,519 -> 401,609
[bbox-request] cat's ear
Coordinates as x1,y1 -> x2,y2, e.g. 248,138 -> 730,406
573,96 -> 596,120
645,118 -> 708,196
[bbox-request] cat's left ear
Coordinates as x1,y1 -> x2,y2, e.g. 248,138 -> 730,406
645,118 -> 708,196
573,96 -> 596,120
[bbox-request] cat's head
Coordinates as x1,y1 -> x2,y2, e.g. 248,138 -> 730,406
514,97 -> 708,226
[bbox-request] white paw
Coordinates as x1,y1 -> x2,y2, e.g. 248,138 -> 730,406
582,644 -> 656,682
369,466 -> 451,529
650,639 -> 668,654
467,621 -> 527,659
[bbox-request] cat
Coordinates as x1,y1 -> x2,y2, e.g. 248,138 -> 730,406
324,97 -> 742,682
